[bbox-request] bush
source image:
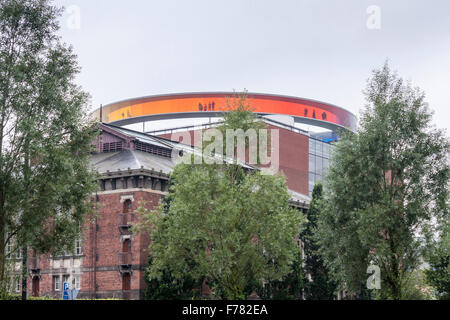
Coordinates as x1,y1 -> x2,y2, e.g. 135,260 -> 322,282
0,293 -> 21,300
0,293 -> 58,300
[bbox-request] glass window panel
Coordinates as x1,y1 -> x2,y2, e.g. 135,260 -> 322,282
54,276 -> 60,291
316,156 -> 323,175
309,172 -> 314,185
309,154 -> 315,172
75,238 -> 82,255
309,172 -> 314,193
6,241 -> 12,256
315,174 -> 322,183
309,139 -> 315,154
315,141 -> 322,156
73,275 -> 81,290
323,143 -> 330,158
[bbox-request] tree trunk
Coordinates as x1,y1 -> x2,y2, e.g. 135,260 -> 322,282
21,138 -> 30,301
0,224 -> 5,294
0,184 -> 5,292
21,245 -> 27,300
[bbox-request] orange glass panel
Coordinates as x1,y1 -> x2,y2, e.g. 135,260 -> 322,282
103,94 -> 355,130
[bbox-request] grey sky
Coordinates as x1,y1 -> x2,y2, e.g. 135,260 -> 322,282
53,0 -> 450,133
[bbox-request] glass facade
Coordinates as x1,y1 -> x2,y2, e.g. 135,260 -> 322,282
308,138 -> 335,196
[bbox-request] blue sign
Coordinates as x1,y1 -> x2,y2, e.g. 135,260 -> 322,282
63,282 -> 70,291
62,282 -> 70,300
61,282 -> 79,300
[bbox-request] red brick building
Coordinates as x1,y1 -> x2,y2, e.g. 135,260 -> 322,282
19,124 -> 176,299
8,93 -> 355,299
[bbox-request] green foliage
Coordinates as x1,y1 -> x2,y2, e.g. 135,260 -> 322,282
425,221 -> 450,299
315,62 -> 449,299
0,0 -> 98,295
401,269 -> 436,300
373,268 -> 435,300
217,90 -> 267,165
0,292 -> 20,300
0,292 -> 56,300
138,164 -> 304,300
135,95 -> 305,299
139,178 -> 201,300
257,248 -> 304,300
302,183 -> 337,300
220,90 -> 265,134
144,254 -> 200,300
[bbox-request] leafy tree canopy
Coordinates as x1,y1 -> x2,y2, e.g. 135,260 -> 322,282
137,163 -> 304,299
135,93 -> 305,299
425,220 -> 450,299
315,62 -> 449,299
0,0 -> 98,295
302,183 -> 337,300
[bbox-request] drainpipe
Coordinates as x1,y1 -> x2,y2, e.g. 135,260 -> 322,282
91,193 -> 99,299
94,193 -> 99,299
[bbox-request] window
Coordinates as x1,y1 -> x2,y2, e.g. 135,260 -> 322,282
53,276 -> 60,291
75,238 -> 82,255
72,275 -> 81,290
315,141 -> 322,156
308,172 -> 315,195
309,138 -> 334,194
309,154 -> 315,172
309,139 -> 316,154
315,174 -> 322,184
62,237 -> 82,257
102,142 -> 123,153
123,199 -> 132,213
135,142 -> 171,157
15,278 -> 20,293
316,156 -> 323,175
5,240 -> 12,257
5,236 -> 21,259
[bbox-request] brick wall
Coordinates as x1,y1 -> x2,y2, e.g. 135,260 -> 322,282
26,189 -> 164,300
159,124 -> 309,195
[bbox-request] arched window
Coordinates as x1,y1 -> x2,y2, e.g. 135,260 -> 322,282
123,199 -> 132,213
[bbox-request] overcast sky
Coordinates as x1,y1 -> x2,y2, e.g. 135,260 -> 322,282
53,0 -> 450,133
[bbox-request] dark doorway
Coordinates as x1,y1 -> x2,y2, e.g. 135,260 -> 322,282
122,239 -> 130,263
122,274 -> 131,300
32,277 -> 39,297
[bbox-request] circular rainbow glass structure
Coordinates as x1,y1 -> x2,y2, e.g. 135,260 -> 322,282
92,92 -> 356,132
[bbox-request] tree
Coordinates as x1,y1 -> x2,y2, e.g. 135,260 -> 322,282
0,0 -> 98,298
425,220 -> 450,299
302,183 -> 337,300
138,164 -> 303,300
135,93 -> 305,299
140,181 -> 201,300
144,255 -> 200,300
257,248 -> 304,300
402,269 -> 435,300
315,62 -> 449,299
